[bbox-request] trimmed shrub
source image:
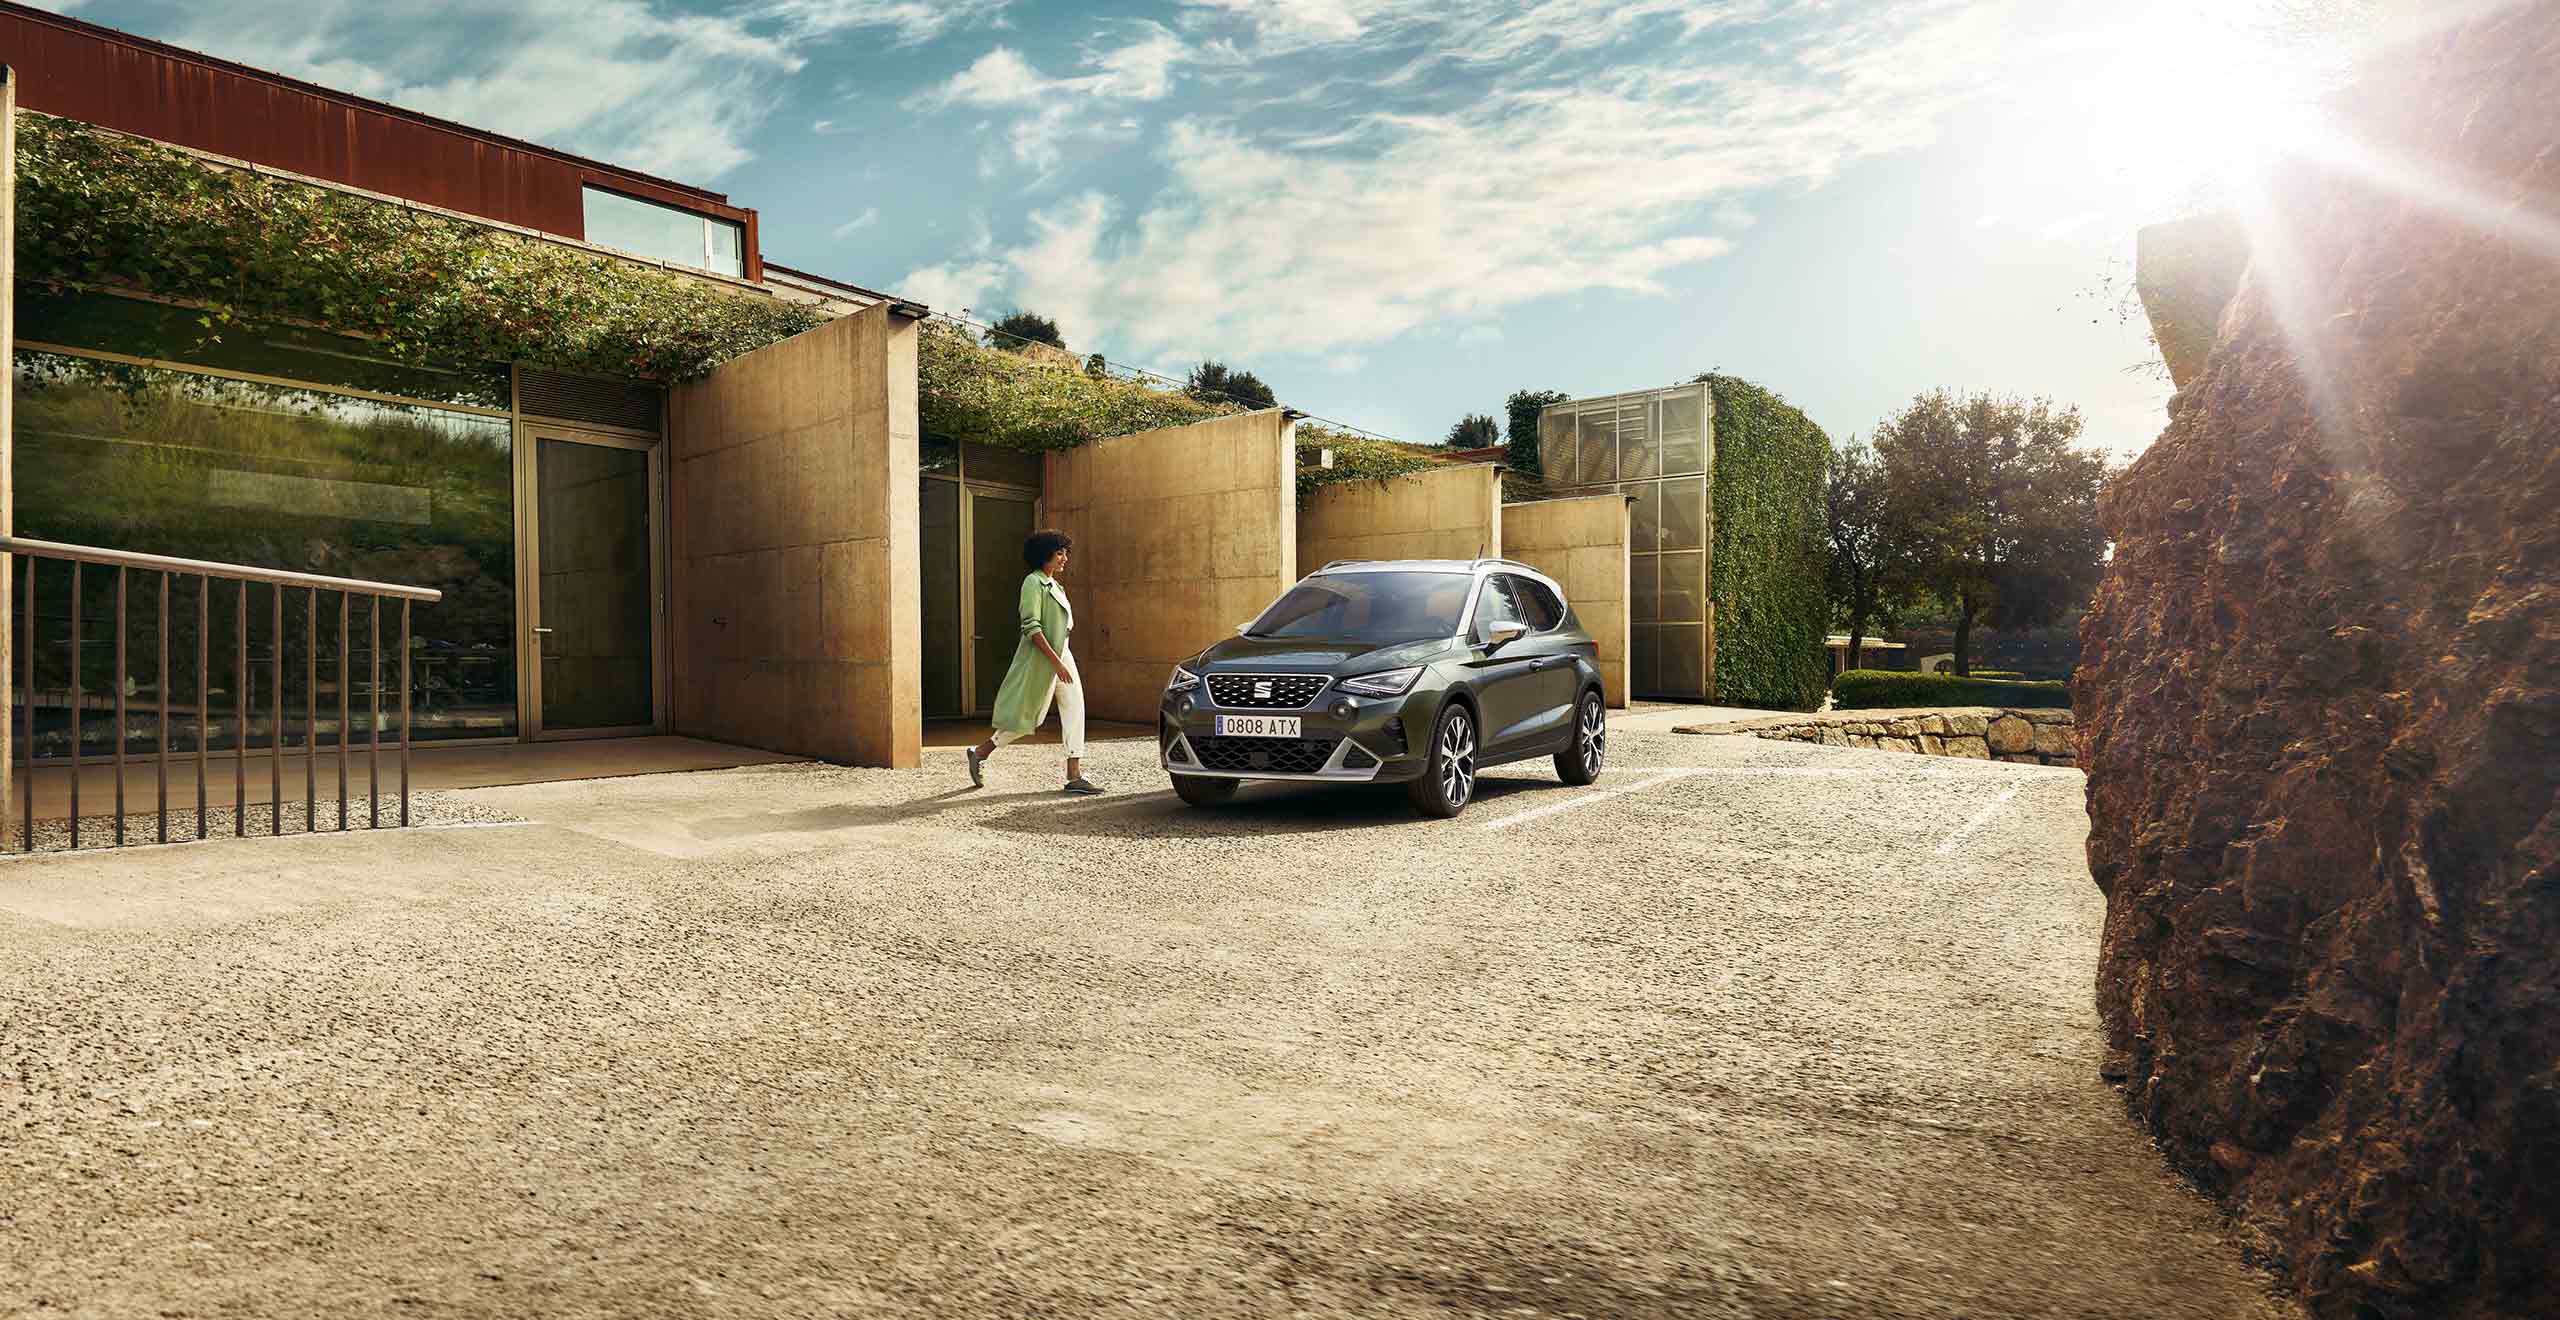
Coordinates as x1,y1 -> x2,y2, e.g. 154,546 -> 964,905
1973,669 -> 2024,679
1705,375 -> 1831,711
1832,669 -> 2070,709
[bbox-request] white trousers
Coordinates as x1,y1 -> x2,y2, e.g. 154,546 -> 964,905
992,649 -> 1084,758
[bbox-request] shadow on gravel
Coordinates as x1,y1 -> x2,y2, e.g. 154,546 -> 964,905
979,770 -> 1560,838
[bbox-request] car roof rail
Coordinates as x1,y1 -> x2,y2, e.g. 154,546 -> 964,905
1316,559 -> 1373,571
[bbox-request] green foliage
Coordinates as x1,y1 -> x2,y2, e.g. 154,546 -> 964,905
1870,388 -> 2109,675
1446,413 -> 1499,448
13,112 -> 826,383
986,310 -> 1065,353
1505,388 -> 1568,477
1697,374 -> 1832,711
1831,669 -> 2070,710
1295,426 -> 1445,498
1187,360 -> 1278,410
916,321 -> 1439,498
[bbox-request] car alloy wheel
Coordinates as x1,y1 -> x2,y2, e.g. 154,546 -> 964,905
1439,710 -> 1476,806
1555,691 -> 1606,785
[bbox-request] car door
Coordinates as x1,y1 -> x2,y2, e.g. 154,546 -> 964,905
1502,574 -> 1581,745
1463,574 -> 1545,756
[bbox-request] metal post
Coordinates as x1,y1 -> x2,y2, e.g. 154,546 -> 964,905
196,574 -> 207,840
113,568 -> 126,847
234,581 -> 246,837
305,588 -> 316,834
21,558 -> 33,852
157,573 -> 169,844
399,600 -> 412,828
69,561 -> 80,850
368,596 -> 380,829
338,592 -> 349,831
271,584 -> 282,836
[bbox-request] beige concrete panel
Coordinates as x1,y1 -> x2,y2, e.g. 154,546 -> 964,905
666,305 -> 920,766
1504,494 -> 1633,708
1298,463 -> 1500,578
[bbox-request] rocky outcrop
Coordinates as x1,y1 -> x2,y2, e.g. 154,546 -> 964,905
2076,8 -> 2559,1318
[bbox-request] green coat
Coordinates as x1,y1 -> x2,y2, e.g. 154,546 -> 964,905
992,571 -> 1072,734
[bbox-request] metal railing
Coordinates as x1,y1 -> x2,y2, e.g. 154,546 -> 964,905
4,536 -> 443,852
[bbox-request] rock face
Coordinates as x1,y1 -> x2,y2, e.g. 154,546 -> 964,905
2077,9 -> 2558,1319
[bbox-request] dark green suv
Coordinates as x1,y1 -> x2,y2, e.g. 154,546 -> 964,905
1158,559 -> 1608,818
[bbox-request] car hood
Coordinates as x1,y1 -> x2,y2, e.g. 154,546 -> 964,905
1191,634 -> 1456,675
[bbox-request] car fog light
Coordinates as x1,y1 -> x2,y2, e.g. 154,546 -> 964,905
1330,699 -> 1356,721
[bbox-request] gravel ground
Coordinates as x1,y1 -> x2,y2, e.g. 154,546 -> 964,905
0,729 -> 2295,1319
4,791 -> 524,855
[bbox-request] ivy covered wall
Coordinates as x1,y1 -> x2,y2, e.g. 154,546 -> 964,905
15,110 -> 1446,499
1704,375 -> 1832,710
13,112 -> 827,383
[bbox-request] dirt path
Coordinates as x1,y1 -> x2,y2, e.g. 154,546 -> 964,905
0,729 -> 2294,1318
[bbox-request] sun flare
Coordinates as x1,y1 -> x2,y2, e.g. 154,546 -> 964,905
2075,3 -> 2339,217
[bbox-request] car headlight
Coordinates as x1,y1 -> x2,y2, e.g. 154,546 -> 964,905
1336,666 -> 1422,697
1166,664 -> 1202,694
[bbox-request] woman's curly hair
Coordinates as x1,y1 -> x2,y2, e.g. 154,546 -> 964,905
1023,529 -> 1073,571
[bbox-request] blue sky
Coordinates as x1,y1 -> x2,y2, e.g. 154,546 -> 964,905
41,0 -> 2290,456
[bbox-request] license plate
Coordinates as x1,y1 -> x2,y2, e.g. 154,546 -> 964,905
1216,714 -> 1301,738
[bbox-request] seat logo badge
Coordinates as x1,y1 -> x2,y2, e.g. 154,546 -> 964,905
1253,681 -> 1274,700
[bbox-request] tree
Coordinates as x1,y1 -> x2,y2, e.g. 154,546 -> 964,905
985,311 -> 1064,354
1505,388 -> 1569,477
1824,437 -> 1920,671
1186,360 -> 1278,409
1446,413 -> 1500,448
1870,390 -> 2108,675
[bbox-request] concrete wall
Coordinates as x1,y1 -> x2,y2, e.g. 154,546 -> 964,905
666,303 -> 920,767
1042,411 -> 1296,725
1296,463 -> 1501,579
1502,494 -> 1633,709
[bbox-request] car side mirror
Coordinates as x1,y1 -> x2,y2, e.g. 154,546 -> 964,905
1485,621 -> 1529,651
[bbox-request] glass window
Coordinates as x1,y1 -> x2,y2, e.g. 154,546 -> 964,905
1248,571 -> 1473,644
17,289 -> 509,411
1660,474 -> 1707,551
960,440 -> 1042,488
1471,574 -> 1525,638
14,351 -> 518,755
1658,390 -> 1705,475
1509,576 -> 1565,632
1577,409 -> 1617,485
581,186 -> 744,278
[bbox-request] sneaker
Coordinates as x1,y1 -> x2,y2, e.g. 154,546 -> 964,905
965,746 -> 985,789
1062,777 -> 1103,795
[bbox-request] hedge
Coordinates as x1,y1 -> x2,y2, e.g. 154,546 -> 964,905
1705,375 -> 1831,711
1831,669 -> 2071,709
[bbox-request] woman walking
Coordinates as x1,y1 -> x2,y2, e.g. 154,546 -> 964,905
967,529 -> 1101,794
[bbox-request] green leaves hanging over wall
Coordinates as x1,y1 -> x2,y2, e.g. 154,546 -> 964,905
916,319 -> 1442,495
1701,374 -> 1832,711
12,112 -> 827,384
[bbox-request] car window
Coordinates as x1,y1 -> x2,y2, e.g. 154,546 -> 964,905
1247,571 -> 1474,642
1508,576 -> 1565,631
1471,574 -> 1524,638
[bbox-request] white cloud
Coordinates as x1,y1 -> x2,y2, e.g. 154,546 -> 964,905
1180,0 -> 1765,64
894,260 -> 1008,316
168,0 -> 1007,182
759,0 -> 1011,45
831,208 -> 881,239
914,23 -> 1190,170
2038,210 -> 2104,241
942,2 -> 1994,359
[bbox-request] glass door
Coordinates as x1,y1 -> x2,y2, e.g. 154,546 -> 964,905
527,431 -> 662,737
969,490 -> 1038,714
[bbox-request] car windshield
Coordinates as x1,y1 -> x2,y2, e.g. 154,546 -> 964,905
1245,571 -> 1474,643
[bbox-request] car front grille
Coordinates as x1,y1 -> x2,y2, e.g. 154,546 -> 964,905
1208,673 -> 1327,709
1189,736 -> 1339,775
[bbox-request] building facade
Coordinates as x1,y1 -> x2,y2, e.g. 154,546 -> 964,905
1533,382 -> 1714,699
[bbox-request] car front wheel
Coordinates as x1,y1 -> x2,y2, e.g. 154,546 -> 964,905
1554,691 -> 1605,785
1407,703 -> 1478,819
1172,774 -> 1239,807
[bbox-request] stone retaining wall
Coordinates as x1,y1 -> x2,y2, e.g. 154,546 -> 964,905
1683,707 -> 2077,767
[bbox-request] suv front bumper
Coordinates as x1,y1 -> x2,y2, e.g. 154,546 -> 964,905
1158,689 -> 1427,783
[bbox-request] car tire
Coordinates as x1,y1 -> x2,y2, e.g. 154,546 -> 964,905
1554,690 -> 1606,785
1172,774 -> 1238,807
1407,702 -> 1479,819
